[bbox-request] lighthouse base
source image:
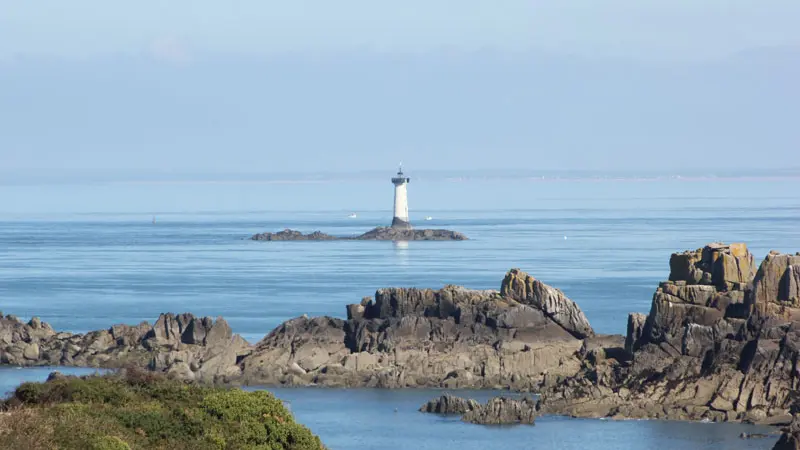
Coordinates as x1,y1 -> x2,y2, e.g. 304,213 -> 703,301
391,217 -> 412,229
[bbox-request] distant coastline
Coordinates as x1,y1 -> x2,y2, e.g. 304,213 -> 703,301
2,169 -> 799,186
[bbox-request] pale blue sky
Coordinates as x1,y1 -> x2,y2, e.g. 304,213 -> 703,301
1,1 -> 799,176
3,1 -> 800,61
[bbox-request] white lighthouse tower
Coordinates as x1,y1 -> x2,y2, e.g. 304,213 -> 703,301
391,164 -> 411,229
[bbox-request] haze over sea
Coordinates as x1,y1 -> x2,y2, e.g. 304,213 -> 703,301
1,173 -> 799,449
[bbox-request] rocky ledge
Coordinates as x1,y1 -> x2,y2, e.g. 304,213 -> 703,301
1,268 -> 590,390
420,394 -> 537,425
251,227 -> 467,241
537,243 -> 800,425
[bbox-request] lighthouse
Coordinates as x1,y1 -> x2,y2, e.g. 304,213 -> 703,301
391,164 -> 411,229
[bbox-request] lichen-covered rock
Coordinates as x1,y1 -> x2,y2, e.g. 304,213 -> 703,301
669,242 -> 755,290
419,394 -> 480,414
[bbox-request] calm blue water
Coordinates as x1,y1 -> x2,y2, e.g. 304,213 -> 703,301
1,178 -> 798,449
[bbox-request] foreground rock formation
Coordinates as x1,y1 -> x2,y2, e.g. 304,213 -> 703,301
251,227 -> 467,241
238,268 -> 592,389
1,269 -> 590,390
537,243 -> 800,425
420,394 -> 537,425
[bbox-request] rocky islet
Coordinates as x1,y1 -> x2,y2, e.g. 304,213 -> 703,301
251,226 -> 467,241
420,394 -> 537,425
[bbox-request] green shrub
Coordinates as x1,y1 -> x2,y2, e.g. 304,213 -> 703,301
0,371 -> 324,450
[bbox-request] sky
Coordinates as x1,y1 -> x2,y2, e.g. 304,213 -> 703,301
1,0 -> 799,177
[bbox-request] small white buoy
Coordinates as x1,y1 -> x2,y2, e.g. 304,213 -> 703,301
564,236 -> 567,240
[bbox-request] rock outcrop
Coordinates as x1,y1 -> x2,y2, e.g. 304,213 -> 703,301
251,227 -> 467,242
0,313 -> 250,383
462,397 -> 537,425
1,270 -> 589,391
538,243 -> 800,425
251,229 -> 338,241
501,269 -> 594,339
238,271 -> 591,389
419,394 -> 480,414
353,227 -> 467,241
420,394 -> 536,425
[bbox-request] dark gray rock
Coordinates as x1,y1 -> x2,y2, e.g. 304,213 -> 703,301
251,229 -> 338,241
419,394 -> 480,414
353,227 -> 467,241
250,227 -> 467,242
461,397 -> 537,425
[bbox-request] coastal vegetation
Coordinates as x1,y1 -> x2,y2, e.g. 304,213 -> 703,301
0,369 -> 324,450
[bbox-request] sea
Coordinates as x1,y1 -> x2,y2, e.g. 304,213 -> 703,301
1,176 -> 799,449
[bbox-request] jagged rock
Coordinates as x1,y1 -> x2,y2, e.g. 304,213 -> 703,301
501,269 -> 594,339
239,270 -> 587,389
537,243 -> 800,426
625,313 -> 647,353
0,312 -> 250,383
749,252 -> 800,314
669,242 -> 756,290
461,397 -> 537,425
419,394 -> 480,414
0,269 -> 591,389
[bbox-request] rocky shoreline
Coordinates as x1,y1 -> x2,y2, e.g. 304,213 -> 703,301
536,243 -> 800,427
3,242 -> 800,446
0,268 -> 591,390
251,227 -> 467,241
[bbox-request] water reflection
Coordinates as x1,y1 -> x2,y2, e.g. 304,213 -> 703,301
392,240 -> 409,265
